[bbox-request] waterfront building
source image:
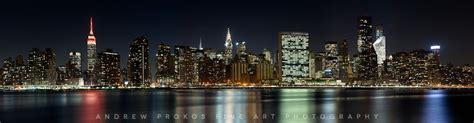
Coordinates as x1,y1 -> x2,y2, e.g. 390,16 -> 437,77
127,36 -> 151,87
408,49 -> 431,85
68,52 -> 81,70
323,41 -> 339,78
56,66 -> 67,84
156,43 -> 175,86
356,16 -> 378,82
199,54 -> 226,84
460,64 -> 473,85
66,52 -> 82,85
339,40 -> 350,80
439,63 -> 457,85
430,45 -> 441,65
428,45 -> 442,84
27,48 -> 43,84
121,68 -> 128,85
174,45 -> 197,86
373,25 -> 386,79
277,32 -> 310,84
12,55 -> 28,85
231,57 -> 249,84
255,56 -> 274,84
65,60 -> 82,85
87,17 -> 97,84
373,25 -> 386,66
309,53 -> 316,79
386,49 -> 432,85
26,48 -> 57,85
44,48 -> 57,85
387,52 -> 410,84
1,57 -> 14,85
191,47 -> 200,85
97,49 -> 121,86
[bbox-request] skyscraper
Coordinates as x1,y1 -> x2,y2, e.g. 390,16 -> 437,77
65,57 -> 82,85
373,25 -> 386,66
199,52 -> 226,84
97,49 -> 121,86
262,48 -> 272,64
323,41 -> 339,78
68,52 -> 81,71
339,40 -> 349,59
231,59 -> 249,84
27,48 -> 57,85
356,16 -> 378,82
13,55 -> 27,85
338,40 -> 351,79
309,53 -> 317,79
127,36 -> 151,87
199,38 -> 203,50
2,57 -> 14,85
28,48 -> 43,84
430,45 -> 441,65
224,28 -> 233,64
373,25 -> 387,78
357,16 -> 373,53
278,32 -> 310,84
44,48 -> 57,85
236,41 -> 247,56
87,17 -> 97,83
156,43 -> 175,86
174,46 -> 196,86
428,45 -> 441,84
255,55 -> 274,83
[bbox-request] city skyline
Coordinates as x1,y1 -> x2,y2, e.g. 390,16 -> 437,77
2,1 -> 474,123
0,0 -> 473,70
0,17 -> 470,72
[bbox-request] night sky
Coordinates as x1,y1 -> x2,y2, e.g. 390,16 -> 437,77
0,0 -> 473,71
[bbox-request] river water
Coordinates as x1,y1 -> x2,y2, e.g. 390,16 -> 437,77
1,88 -> 473,123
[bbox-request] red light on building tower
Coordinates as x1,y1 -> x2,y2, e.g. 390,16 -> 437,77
87,17 -> 96,45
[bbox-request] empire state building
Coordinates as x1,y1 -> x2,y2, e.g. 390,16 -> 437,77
87,17 -> 97,83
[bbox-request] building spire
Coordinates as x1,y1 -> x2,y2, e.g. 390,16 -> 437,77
89,17 -> 94,35
376,25 -> 383,39
87,17 -> 96,44
224,27 -> 233,64
199,37 -> 203,50
226,28 -> 231,41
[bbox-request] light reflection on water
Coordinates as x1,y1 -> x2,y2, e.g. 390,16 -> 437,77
0,89 -> 473,123
421,90 -> 450,123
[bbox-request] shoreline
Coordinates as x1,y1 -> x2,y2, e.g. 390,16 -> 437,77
2,86 -> 474,92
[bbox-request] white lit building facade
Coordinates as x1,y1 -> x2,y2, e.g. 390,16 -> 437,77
278,32 -> 310,84
373,25 -> 386,66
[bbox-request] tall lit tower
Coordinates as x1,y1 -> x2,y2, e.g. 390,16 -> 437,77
357,16 -> 373,53
224,28 -> 233,64
356,16 -> 378,81
277,32 -> 310,84
430,45 -> 441,65
68,52 -> 81,70
87,17 -> 97,78
373,25 -> 386,65
199,38 -> 203,50
127,36 -> 151,87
